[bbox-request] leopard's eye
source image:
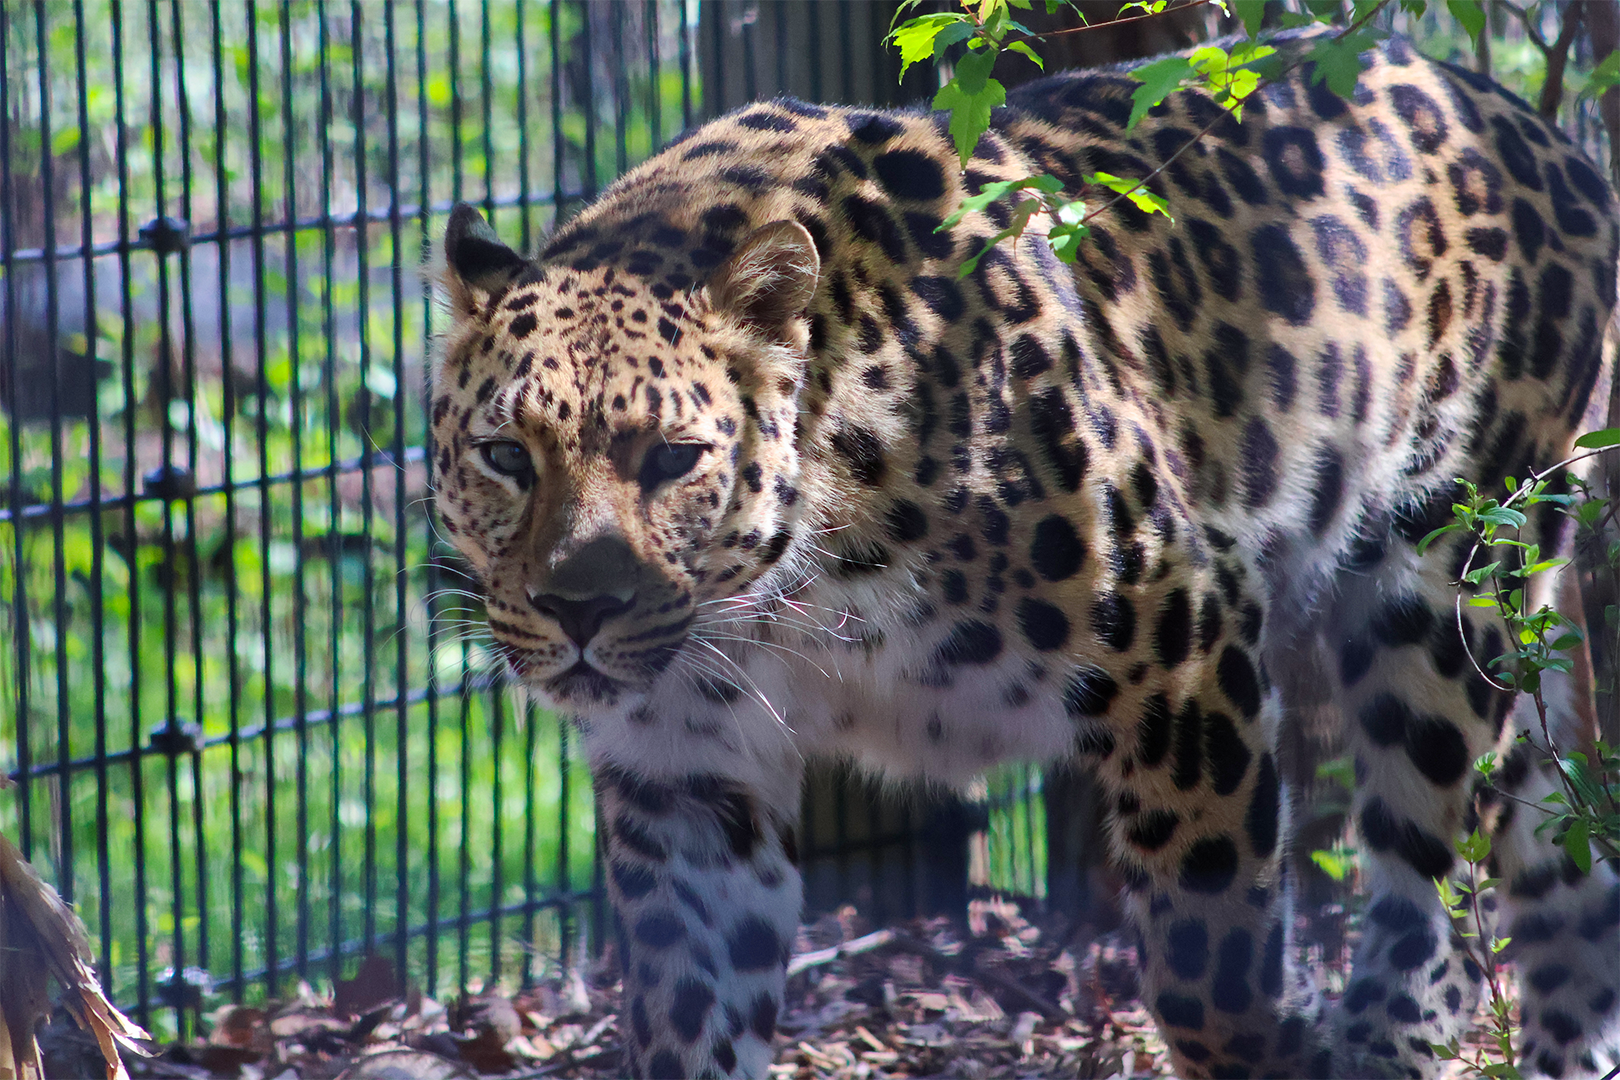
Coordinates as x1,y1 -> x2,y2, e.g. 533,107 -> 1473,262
639,443 -> 705,492
480,440 -> 533,480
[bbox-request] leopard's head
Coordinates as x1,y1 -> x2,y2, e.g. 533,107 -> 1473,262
431,204 -> 821,712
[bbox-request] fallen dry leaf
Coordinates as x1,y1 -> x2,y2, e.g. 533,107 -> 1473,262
0,830 -> 150,1080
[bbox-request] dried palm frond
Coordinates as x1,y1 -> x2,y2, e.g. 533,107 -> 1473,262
0,831 -> 149,1080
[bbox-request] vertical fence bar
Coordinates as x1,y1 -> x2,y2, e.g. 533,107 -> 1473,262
108,0 -> 153,1023
207,0 -> 247,1004
141,0 -> 193,1031
31,0 -> 74,913
315,0 -> 344,989
276,0 -> 314,985
167,0 -> 212,1002
515,0 -> 532,250
0,1 -> 26,870
384,0 -> 412,995
612,3 -> 628,177
244,0 -> 281,1002
580,0 -> 597,196
679,0 -> 693,128
645,0 -> 662,151
414,0 -> 442,998
72,0 -> 115,990
352,0 -> 379,963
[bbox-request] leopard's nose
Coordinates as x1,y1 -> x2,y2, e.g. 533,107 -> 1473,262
529,592 -> 632,647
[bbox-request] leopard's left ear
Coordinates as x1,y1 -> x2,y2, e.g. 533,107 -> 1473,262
704,220 -> 820,344
444,202 -> 528,314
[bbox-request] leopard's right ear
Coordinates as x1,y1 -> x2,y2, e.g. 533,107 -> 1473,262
444,203 -> 527,314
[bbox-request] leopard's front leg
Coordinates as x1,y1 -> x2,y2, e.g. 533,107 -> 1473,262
594,745 -> 803,1079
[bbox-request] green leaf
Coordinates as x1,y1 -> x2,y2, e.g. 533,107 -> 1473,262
1307,29 -> 1379,100
934,21 -> 977,56
50,125 -> 81,157
1047,221 -> 1090,262
1416,523 -> 1461,554
1310,848 -> 1352,882
888,13 -> 969,79
1232,0 -> 1267,37
939,174 -> 1062,229
1446,0 -> 1486,42
1563,817 -> 1592,874
1579,51 -> 1620,101
956,196 -> 1042,278
1085,171 -> 1172,219
1455,827 -> 1491,863
955,47 -> 999,94
1005,40 -> 1044,69
1479,506 -> 1528,528
933,75 -> 1006,169
1126,55 -> 1193,130
1574,427 -> 1620,450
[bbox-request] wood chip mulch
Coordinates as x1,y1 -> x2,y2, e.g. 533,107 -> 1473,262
41,899 -> 1178,1080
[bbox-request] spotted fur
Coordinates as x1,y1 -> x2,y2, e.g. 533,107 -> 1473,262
432,29 -> 1619,1079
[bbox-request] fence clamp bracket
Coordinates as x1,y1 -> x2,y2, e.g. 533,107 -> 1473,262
139,216 -> 191,255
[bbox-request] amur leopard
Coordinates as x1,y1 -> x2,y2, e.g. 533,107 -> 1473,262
431,28 -> 1620,1080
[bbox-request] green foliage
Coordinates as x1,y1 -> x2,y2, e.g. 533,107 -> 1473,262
1432,830 -> 1520,1077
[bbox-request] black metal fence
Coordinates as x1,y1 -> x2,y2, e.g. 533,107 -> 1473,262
0,0 -> 1052,1038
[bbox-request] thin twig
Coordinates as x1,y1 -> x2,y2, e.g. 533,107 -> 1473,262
1023,0 -> 1215,41
785,928 -> 896,976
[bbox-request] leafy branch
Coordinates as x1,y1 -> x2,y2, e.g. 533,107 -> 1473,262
890,0 -> 1425,277
1419,427 -> 1620,873
1432,829 -> 1520,1079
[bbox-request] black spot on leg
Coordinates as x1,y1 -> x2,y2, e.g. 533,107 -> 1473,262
1217,646 -> 1262,718
1166,920 -> 1209,980
1405,714 -> 1469,786
1528,964 -> 1572,994
1155,589 -> 1193,668
1138,694 -> 1172,766
1358,693 -> 1414,747
1360,797 -> 1452,879
1245,753 -> 1279,857
1129,810 -> 1180,851
1180,836 -> 1240,894
1156,992 -> 1206,1030
646,1050 -> 683,1079
1211,928 -> 1254,1014
1541,1009 -> 1581,1045
1206,713 -> 1251,797
728,916 -> 784,972
612,861 -> 658,900
750,993 -> 778,1041
670,977 -> 716,1043
1260,922 -> 1284,997
635,910 -> 685,949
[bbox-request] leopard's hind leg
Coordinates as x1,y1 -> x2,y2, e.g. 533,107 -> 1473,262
1319,531 -> 1512,1078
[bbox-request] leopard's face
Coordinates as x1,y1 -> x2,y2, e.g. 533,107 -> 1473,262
431,209 -> 821,712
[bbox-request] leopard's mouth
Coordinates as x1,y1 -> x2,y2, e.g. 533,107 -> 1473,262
543,659 -> 627,704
